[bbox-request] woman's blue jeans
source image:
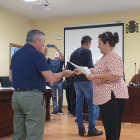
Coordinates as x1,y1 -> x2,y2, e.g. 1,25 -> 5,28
74,81 -> 95,131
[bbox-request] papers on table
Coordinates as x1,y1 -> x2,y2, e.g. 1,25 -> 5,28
69,62 -> 91,76
0,86 -> 51,90
0,87 -> 14,90
46,86 -> 52,89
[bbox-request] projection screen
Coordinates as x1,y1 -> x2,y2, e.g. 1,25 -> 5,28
64,22 -> 124,66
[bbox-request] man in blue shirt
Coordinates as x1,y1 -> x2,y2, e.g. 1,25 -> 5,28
44,45 -> 64,115
68,36 -> 103,137
9,29 -> 72,140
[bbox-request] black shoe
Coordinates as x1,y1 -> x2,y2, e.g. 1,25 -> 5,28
88,128 -> 103,137
50,111 -> 58,115
58,110 -> 64,115
79,129 -> 86,136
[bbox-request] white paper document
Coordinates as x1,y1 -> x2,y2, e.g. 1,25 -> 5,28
69,62 -> 91,76
46,86 -> 52,89
0,87 -> 14,90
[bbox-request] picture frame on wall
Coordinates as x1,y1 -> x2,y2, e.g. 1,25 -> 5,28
9,43 -> 23,67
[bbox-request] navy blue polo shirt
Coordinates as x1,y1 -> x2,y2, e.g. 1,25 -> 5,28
68,47 -> 94,82
48,58 -> 63,73
47,58 -> 63,81
10,44 -> 50,91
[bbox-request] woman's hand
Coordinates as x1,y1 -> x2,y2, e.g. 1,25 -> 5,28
86,74 -> 95,81
86,73 -> 117,81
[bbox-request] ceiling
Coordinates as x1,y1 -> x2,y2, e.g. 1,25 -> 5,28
0,0 -> 140,20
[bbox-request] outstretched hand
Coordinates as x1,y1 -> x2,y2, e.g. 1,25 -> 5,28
63,70 -> 73,77
73,69 -> 82,75
86,74 -> 95,81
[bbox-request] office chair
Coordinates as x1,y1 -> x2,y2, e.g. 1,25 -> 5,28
0,76 -> 12,87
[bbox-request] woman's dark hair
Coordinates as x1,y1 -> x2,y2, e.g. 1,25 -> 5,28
98,32 -> 119,47
81,35 -> 92,45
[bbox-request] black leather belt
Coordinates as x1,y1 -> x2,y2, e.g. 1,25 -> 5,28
14,88 -> 43,92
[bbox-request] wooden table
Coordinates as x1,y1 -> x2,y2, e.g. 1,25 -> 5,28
0,88 -> 52,138
122,86 -> 140,123
83,86 -> 140,123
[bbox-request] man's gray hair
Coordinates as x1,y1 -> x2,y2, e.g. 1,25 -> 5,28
26,29 -> 45,44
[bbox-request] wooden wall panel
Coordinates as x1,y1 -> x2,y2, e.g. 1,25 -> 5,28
83,87 -> 140,123
0,89 -> 52,138
135,98 -> 140,115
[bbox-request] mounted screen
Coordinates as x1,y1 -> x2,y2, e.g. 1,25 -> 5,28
64,22 -> 124,66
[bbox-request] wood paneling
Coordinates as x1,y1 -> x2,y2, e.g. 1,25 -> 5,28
83,86 -> 140,123
0,89 -> 52,138
0,90 -> 14,137
122,86 -> 140,123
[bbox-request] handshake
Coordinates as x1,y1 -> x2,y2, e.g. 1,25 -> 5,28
63,70 -> 73,78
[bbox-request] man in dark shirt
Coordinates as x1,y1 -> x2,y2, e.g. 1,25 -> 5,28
68,36 -> 103,137
65,55 -> 76,117
44,45 -> 64,115
9,29 -> 72,140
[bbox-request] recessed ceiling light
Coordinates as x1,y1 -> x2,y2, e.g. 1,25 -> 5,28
24,0 -> 37,1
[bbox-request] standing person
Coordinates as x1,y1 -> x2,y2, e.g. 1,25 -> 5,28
67,75 -> 76,117
74,32 -> 129,140
9,29 -> 72,140
66,55 -> 76,117
68,36 -> 103,136
44,45 -> 64,115
65,55 -> 72,115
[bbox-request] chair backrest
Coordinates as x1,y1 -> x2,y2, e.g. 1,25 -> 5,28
0,76 -> 12,87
